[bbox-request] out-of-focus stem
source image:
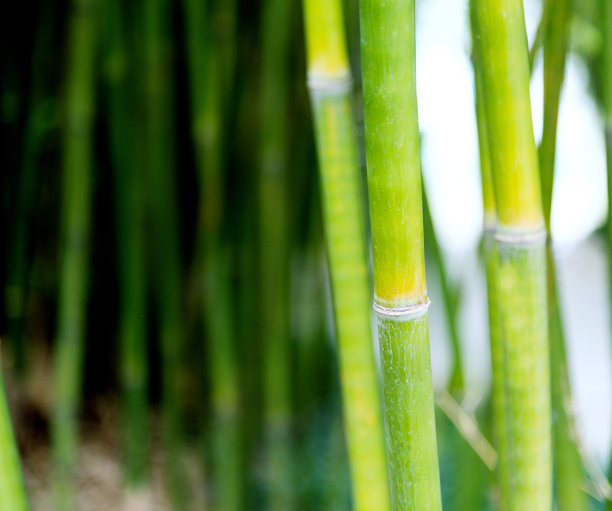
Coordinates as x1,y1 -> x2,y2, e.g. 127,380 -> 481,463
259,0 -> 294,508
51,1 -> 97,509
104,0 -> 149,489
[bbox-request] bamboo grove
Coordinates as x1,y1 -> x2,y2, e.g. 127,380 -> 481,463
1,0 -> 612,509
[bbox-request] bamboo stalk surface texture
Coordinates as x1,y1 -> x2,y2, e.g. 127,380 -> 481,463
359,0 -> 441,509
303,0 -> 391,509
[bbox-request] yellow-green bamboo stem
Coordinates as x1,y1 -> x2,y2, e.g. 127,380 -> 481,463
473,1 -> 551,510
182,0 -> 243,507
359,0 -> 441,508
538,0 -> 588,508
469,1 -> 508,506
0,365 -> 29,511
51,1 -> 97,509
303,1 -> 391,509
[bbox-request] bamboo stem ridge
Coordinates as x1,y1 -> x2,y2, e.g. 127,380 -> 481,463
473,1 -> 551,509
359,0 -> 441,509
303,0 -> 391,509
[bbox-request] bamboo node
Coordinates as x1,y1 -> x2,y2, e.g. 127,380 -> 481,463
307,74 -> 352,94
494,229 -> 546,245
373,299 -> 430,321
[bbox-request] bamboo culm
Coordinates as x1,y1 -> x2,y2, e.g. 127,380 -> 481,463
359,0 -> 442,508
259,0 -> 294,508
473,1 -> 551,509
303,0 -> 391,507
51,1 -> 97,509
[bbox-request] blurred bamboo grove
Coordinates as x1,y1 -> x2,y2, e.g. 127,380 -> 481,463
1,0 -> 612,510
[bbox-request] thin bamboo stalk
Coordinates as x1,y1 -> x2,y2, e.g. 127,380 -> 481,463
422,183 -> 464,395
141,0 -> 188,507
259,0 -> 294,507
469,1 -> 508,505
538,0 -> 588,508
359,0 -> 441,508
182,0 -> 243,508
51,1 -> 97,508
0,366 -> 29,511
473,1 -> 551,510
104,0 -> 149,490
303,0 -> 391,509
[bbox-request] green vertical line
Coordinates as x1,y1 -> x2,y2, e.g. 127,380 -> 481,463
51,0 -> 97,509
359,0 -> 442,509
538,0 -> 588,508
104,0 -> 149,490
0,364 -> 29,511
422,183 -> 465,396
473,2 -> 551,510
469,1 -> 508,505
141,0 -> 188,507
302,0 -> 391,509
259,0 -> 294,508
182,0 -> 243,508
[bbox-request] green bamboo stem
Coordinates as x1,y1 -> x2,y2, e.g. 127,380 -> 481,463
51,1 -> 97,509
259,0 -> 294,507
359,0 -> 441,509
141,0 -> 188,507
422,183 -> 464,395
469,1 -> 508,505
104,0 -> 149,489
303,0 -> 391,509
473,1 -> 551,510
0,365 -> 29,511
182,0 -> 243,508
538,0 -> 588,508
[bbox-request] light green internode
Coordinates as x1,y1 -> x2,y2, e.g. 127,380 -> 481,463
377,307 -> 442,511
496,239 -> 551,511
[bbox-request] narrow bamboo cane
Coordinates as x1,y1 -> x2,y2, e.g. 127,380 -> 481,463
182,0 -> 243,508
359,0 -> 441,508
604,0 -> 612,504
141,0 -> 188,507
259,0 -> 294,507
104,0 -> 149,489
303,1 -> 391,509
469,1 -> 508,505
538,0 -> 588,508
51,1 -> 97,509
473,1 -> 551,510
422,184 -> 464,395
0,365 -> 29,511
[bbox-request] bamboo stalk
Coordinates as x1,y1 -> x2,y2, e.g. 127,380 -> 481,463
422,183 -> 464,395
469,1 -> 508,505
472,1 -> 551,510
182,0 -> 243,508
104,0 -> 149,490
0,365 -> 29,511
141,0 -> 188,507
51,0 -> 97,508
259,0 -> 294,507
538,0 -> 588,508
303,0 -> 391,509
359,0 -> 441,508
